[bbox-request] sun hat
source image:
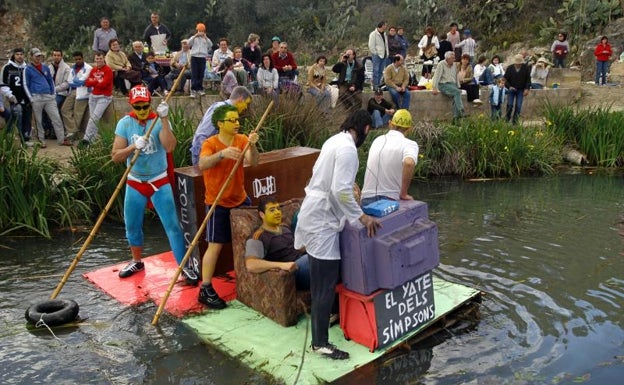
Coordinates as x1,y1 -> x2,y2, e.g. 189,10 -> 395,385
513,54 -> 524,65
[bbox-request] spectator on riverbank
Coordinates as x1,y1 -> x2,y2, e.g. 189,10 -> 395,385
594,36 -> 612,86
551,32 -> 569,68
92,17 -> 117,54
61,51 -> 92,140
143,12 -> 171,54
367,89 -> 394,128
432,51 -> 465,121
504,54 -> 531,124
25,48 -> 68,147
82,51 -> 113,145
1,48 -> 32,144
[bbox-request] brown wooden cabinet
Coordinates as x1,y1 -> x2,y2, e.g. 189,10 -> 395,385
173,146 -> 320,275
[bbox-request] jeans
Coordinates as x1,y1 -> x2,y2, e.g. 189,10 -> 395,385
371,109 -> 392,128
438,82 -> 464,118
596,60 -> 608,85
294,254 -> 310,290
371,55 -> 386,89
85,95 -> 112,143
491,105 -> 502,120
31,94 -> 65,143
506,88 -> 525,124
388,87 -> 411,109
553,57 -> 565,68
124,182 -> 186,265
11,103 -> 32,141
308,87 -> 331,112
190,56 -> 206,91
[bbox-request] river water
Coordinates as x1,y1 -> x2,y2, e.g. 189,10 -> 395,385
1,171 -> 623,385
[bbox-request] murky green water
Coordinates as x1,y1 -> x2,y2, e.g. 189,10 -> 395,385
2,172 -> 623,384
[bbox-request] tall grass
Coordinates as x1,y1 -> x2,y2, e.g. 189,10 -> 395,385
245,95 -> 341,151
409,116 -> 561,178
0,130 -> 92,238
544,104 -> 624,167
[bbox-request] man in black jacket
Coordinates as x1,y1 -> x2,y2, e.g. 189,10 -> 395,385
504,54 -> 531,124
332,48 -> 365,112
367,89 -> 395,128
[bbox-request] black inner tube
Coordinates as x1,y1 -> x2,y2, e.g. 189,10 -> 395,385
25,299 -> 79,327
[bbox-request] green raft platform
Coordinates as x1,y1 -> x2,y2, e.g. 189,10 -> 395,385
183,277 -> 480,385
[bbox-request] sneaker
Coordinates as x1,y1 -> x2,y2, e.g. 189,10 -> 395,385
23,141 -> 35,148
182,267 -> 199,286
198,285 -> 226,309
312,343 -> 349,360
472,99 -> 483,105
198,90 -> 206,96
329,313 -> 339,326
60,139 -> 73,146
190,90 -> 197,98
78,139 -> 90,149
118,260 -> 144,278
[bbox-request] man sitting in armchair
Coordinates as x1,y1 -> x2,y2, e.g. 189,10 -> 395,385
245,196 -> 310,290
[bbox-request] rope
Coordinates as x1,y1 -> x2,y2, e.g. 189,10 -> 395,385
292,298 -> 310,385
34,314 -> 63,342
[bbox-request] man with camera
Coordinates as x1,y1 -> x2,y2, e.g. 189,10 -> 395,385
331,49 -> 364,112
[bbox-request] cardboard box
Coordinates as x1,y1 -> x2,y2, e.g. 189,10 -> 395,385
340,200 -> 437,295
338,270 -> 435,351
174,146 -> 319,275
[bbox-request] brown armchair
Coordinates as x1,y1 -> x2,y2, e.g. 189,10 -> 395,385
230,198 -> 308,327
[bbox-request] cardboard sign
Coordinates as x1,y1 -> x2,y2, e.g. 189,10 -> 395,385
373,271 -> 435,348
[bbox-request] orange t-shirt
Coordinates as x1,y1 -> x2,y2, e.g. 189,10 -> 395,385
200,134 -> 250,207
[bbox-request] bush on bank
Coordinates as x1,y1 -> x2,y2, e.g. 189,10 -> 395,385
0,102 -> 619,238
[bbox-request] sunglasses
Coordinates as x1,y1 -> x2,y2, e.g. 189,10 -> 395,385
220,118 -> 239,123
132,104 -> 150,111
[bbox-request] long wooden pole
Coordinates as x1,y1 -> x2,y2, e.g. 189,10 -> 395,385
151,100 -> 274,325
50,64 -> 189,299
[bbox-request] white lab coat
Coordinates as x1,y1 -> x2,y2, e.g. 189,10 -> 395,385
294,132 -> 364,260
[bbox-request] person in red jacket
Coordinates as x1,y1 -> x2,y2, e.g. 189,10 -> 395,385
594,36 -> 612,86
82,51 -> 114,145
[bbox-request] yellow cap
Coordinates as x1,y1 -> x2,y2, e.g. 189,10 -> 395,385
391,109 -> 413,128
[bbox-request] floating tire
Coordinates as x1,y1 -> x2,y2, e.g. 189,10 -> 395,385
25,299 -> 79,326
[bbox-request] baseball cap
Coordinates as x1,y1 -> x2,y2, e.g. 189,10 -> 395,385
30,48 -> 43,57
374,89 -> 384,96
128,85 -> 151,104
271,36 -> 281,42
196,23 -> 206,32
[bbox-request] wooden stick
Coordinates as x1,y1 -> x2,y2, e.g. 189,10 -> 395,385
50,64 -> 189,300
151,100 -> 274,325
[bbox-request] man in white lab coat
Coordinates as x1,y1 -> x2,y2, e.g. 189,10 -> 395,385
294,109 -> 380,360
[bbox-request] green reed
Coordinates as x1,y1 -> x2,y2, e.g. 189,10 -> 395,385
0,130 -> 92,237
544,104 -> 624,167
409,116 -> 560,178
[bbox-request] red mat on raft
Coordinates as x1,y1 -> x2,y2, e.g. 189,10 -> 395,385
83,251 -> 236,318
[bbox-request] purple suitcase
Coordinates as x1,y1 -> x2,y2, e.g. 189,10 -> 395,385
340,200 -> 438,295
